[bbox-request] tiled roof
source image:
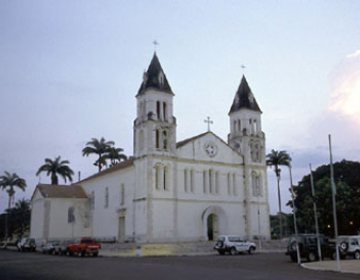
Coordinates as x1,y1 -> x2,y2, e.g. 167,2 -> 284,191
35,184 -> 88,199
229,75 -> 261,113
78,157 -> 135,183
136,53 -> 173,96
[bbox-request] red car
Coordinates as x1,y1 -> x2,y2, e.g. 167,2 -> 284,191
66,237 -> 101,257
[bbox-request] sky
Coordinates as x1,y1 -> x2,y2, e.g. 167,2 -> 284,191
1,0 -> 360,215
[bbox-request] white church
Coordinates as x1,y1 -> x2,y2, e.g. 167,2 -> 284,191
30,53 -> 271,243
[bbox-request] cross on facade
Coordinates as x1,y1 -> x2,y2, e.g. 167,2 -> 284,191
153,40 -> 159,52
204,116 -> 213,132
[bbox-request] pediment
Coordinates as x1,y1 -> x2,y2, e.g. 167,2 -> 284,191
176,132 -> 243,164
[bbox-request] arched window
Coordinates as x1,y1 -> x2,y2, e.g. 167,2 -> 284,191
156,101 -> 161,120
163,102 -> 167,121
163,165 -> 168,190
238,119 -> 241,132
90,191 -> 95,210
155,129 -> 161,149
227,173 -> 231,195
139,130 -> 144,152
209,169 -> 213,194
232,173 -> 237,196
68,207 -> 75,223
252,172 -> 262,196
233,120 -> 237,132
253,119 -> 258,134
215,171 -> 220,194
105,187 -> 109,208
162,130 -> 168,150
184,169 -> 188,192
203,171 -> 207,193
190,169 -> 194,193
155,164 -> 161,190
120,184 -> 125,206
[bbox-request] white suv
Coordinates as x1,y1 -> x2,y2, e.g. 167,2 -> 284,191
338,235 -> 360,260
214,235 -> 256,255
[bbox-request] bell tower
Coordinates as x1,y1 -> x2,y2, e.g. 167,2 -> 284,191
133,53 -> 177,158
228,75 -> 265,165
228,75 -> 269,239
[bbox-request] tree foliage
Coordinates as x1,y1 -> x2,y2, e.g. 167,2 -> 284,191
36,156 -> 74,185
82,137 -> 127,172
0,199 -> 31,241
0,171 -> 26,209
289,160 -> 360,237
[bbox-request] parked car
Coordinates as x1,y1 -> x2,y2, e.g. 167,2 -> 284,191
66,237 -> 101,257
214,235 -> 256,255
42,240 -> 61,255
17,238 -> 36,252
285,234 -> 337,262
337,235 -> 360,260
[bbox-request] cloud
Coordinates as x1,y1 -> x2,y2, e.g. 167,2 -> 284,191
329,49 -> 360,119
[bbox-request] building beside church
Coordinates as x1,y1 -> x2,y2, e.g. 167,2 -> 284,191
30,53 -> 270,243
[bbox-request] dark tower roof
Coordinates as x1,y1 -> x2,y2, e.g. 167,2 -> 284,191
229,75 -> 261,114
137,53 -> 173,96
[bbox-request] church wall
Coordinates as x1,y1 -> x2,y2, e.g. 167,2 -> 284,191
80,166 -> 135,241
30,193 -> 45,240
150,199 -> 176,241
47,198 -> 91,240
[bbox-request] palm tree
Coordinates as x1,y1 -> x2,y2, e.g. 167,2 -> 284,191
0,172 -> 27,210
0,171 -> 26,241
266,149 -> 291,239
82,137 -> 115,172
105,147 -> 127,167
36,156 -> 74,185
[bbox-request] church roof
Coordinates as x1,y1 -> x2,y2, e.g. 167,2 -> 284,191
176,132 -> 209,148
229,75 -> 262,114
34,184 -> 88,199
136,53 -> 173,96
78,157 -> 135,183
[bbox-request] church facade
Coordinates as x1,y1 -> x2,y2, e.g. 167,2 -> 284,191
30,53 -> 270,243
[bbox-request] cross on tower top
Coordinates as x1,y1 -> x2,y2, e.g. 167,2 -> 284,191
153,40 -> 159,52
204,116 -> 213,132
241,64 -> 246,74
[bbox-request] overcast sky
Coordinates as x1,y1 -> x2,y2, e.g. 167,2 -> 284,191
1,0 -> 360,215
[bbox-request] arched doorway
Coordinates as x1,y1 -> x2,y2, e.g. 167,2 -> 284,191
207,213 -> 219,241
202,206 -> 227,241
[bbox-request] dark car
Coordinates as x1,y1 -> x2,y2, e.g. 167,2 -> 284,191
286,234 -> 337,262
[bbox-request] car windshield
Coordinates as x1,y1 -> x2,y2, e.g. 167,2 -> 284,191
81,239 -> 93,243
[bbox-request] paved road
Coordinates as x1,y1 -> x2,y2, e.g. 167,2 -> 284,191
0,249 -> 358,280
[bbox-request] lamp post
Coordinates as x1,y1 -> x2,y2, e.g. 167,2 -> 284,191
289,163 -> 301,265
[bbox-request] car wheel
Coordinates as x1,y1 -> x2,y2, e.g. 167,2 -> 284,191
78,250 -> 84,257
354,251 -> 360,260
248,247 -> 255,255
307,252 -> 317,262
66,250 -> 72,257
52,250 -> 56,255
218,251 -> 225,255
340,242 -> 348,253
93,252 -> 98,257
229,247 -> 237,256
